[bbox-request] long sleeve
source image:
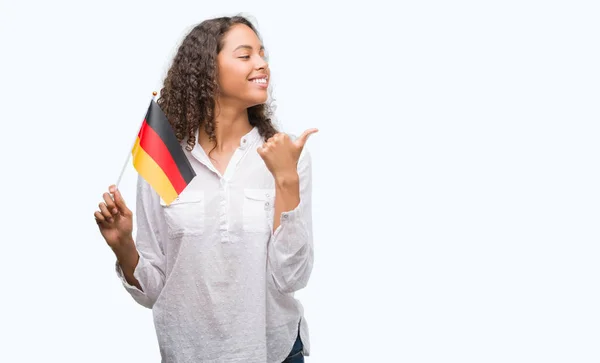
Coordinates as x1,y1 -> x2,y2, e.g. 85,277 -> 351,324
268,149 -> 314,294
115,175 -> 167,309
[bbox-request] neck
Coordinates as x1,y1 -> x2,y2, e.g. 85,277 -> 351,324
198,100 -> 253,153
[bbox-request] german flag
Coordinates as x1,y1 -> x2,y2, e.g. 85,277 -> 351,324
132,100 -> 196,205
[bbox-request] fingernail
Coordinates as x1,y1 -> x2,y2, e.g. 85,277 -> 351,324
107,217 -> 113,223
112,208 -> 118,214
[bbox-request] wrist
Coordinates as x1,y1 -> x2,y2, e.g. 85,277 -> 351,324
274,171 -> 299,188
112,236 -> 137,264
113,234 -> 134,250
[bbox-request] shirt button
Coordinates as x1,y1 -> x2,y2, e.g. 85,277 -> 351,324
265,193 -> 270,197
282,214 -> 288,219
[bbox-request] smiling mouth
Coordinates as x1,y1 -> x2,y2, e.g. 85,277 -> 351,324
250,78 -> 268,84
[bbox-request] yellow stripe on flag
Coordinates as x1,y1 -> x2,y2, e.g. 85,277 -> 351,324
132,137 -> 178,205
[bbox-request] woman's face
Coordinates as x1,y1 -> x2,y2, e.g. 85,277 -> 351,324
216,24 -> 270,109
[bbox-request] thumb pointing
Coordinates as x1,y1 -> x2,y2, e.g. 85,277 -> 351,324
295,128 -> 319,149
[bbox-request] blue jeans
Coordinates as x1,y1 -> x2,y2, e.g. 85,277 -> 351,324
281,330 -> 304,363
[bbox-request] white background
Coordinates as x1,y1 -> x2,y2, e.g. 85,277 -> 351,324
1,0 -> 599,362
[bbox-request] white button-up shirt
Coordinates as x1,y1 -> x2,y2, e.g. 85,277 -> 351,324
115,126 -> 313,362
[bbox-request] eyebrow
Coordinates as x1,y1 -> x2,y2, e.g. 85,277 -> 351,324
233,44 -> 265,52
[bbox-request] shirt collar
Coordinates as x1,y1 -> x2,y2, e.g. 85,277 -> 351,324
239,126 -> 260,150
189,125 -> 260,164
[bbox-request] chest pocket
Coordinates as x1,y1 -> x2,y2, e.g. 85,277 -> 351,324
159,190 -> 205,236
243,188 -> 275,233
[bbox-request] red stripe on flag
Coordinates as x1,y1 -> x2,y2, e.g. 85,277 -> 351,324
138,120 -> 189,194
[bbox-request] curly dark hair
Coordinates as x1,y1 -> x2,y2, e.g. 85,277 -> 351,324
156,15 -> 278,153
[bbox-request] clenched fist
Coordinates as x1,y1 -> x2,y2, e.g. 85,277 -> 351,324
257,128 -> 318,179
94,185 -> 134,250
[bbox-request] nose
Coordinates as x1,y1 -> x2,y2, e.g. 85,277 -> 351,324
255,55 -> 268,70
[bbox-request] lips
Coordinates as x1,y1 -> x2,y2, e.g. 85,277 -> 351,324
249,75 -> 268,88
248,74 -> 268,80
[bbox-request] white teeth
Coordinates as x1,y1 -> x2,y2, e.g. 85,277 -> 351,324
252,78 -> 267,84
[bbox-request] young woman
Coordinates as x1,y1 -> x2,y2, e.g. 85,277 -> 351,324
93,15 -> 317,363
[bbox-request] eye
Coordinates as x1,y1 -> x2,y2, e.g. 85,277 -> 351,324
238,55 -> 250,60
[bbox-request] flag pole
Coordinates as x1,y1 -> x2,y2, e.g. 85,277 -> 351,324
115,91 -> 157,190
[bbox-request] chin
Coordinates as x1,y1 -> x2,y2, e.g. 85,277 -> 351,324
245,96 -> 269,108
